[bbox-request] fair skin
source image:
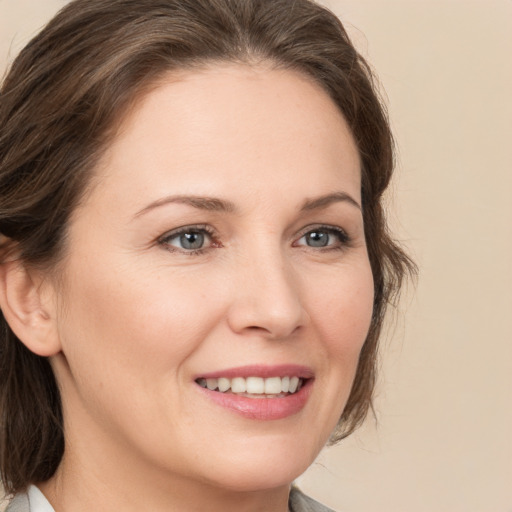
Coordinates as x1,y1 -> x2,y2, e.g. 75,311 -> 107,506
15,63 -> 374,511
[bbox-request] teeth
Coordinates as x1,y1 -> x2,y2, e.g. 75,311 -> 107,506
289,376 -> 299,393
246,377 -> 265,394
197,376 -> 305,395
231,377 -> 246,393
218,377 -> 230,392
264,377 -> 282,394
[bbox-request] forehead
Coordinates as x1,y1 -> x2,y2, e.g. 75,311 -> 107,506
91,63 -> 361,212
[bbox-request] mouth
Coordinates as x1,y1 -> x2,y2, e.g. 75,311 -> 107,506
195,375 -> 306,398
193,366 -> 314,420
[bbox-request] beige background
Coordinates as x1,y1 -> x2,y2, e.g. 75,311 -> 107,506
1,1 -> 511,511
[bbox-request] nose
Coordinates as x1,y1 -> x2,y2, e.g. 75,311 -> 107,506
226,250 -> 307,340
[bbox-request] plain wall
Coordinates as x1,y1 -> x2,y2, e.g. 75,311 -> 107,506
1,1 -> 511,511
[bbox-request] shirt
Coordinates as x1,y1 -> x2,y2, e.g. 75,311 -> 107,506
5,486 -> 53,512
5,484 -> 335,511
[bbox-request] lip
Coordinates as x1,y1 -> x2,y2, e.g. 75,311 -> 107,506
194,365 -> 314,421
196,364 -> 314,380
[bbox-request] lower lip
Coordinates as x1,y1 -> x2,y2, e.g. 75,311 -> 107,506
196,379 -> 313,420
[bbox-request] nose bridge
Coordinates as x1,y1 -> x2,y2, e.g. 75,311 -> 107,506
227,240 -> 305,338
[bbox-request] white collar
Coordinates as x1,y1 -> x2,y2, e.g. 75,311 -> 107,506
27,486 -> 55,512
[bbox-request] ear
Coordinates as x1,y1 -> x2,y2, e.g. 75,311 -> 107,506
0,257 -> 61,357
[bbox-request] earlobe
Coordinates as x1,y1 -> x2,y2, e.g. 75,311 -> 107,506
0,258 -> 61,357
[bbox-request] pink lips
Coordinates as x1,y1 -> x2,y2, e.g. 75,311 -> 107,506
198,364 -> 314,380
195,365 -> 314,421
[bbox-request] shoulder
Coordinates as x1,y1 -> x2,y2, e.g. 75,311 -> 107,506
5,486 -> 54,512
5,493 -> 29,512
289,486 -> 338,512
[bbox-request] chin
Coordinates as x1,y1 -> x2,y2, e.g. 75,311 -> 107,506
205,461 -> 308,494
193,432 -> 324,493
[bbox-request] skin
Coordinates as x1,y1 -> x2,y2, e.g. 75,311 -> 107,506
34,63 -> 375,512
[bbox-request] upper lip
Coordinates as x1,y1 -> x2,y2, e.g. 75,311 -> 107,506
196,364 -> 314,380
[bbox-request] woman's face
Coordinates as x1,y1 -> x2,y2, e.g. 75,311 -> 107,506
48,64 -> 374,492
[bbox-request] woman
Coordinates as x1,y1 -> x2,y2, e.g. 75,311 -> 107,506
0,0 -> 413,510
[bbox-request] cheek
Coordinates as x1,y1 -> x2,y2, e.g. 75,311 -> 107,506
56,252 -> 247,421
59,265 -> 223,371
53,262 -> 229,445
309,262 -> 374,361
294,261 -> 374,447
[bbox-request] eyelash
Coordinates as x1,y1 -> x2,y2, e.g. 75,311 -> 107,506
157,224 -> 351,255
294,225 -> 351,251
158,224 -> 218,256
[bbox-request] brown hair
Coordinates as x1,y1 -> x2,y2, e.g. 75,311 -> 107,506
0,0 -> 414,495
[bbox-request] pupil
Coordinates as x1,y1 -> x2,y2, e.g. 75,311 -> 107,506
307,231 -> 328,247
180,232 -> 204,250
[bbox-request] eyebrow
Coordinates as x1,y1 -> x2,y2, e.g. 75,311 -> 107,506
300,192 -> 361,212
134,190 -> 360,219
134,195 -> 237,218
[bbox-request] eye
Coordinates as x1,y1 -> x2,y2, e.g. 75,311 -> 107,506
173,231 -> 206,250
295,226 -> 350,249
158,226 -> 216,253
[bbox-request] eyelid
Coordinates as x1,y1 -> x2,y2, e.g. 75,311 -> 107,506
157,224 -> 218,252
293,224 -> 351,248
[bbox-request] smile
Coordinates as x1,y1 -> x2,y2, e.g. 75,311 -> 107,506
194,366 -> 314,420
196,376 -> 305,397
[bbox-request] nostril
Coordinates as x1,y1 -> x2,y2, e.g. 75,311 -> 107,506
243,323 -> 302,338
